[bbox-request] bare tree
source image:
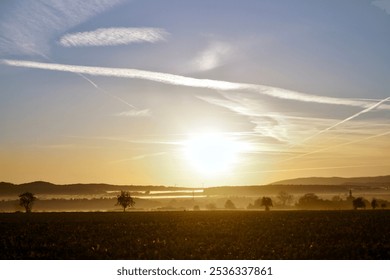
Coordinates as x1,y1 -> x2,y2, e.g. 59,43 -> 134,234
116,191 -> 135,212
19,192 -> 37,213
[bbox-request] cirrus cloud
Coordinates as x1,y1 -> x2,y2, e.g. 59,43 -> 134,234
114,109 -> 151,117
59,27 -> 169,47
191,41 -> 233,71
0,0 -> 125,56
372,0 -> 390,15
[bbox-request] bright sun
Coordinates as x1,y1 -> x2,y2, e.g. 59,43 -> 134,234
184,133 -> 244,176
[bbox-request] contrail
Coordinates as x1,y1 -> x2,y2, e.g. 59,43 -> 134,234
239,163 -> 390,174
9,55 -> 137,110
75,72 -> 136,109
109,152 -> 167,164
281,130 -> 390,163
302,96 -> 390,143
2,59 -> 387,109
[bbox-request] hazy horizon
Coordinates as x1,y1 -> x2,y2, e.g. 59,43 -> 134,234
2,173 -> 390,188
1,0 -> 390,187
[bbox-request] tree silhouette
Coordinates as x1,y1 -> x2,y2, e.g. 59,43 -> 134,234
19,192 -> 37,213
253,198 -> 262,208
205,203 -> 217,210
261,196 -> 273,211
116,191 -> 135,212
353,197 -> 366,210
297,193 -> 321,209
224,199 -> 236,210
277,191 -> 293,206
371,198 -> 378,210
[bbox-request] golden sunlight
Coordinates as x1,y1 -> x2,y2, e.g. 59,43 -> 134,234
183,132 -> 246,176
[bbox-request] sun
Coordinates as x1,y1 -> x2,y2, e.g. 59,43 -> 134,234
183,132 -> 244,176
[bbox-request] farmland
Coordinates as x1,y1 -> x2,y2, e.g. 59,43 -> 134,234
1,210 -> 389,259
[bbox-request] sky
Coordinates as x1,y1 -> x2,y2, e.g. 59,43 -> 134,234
0,0 -> 390,187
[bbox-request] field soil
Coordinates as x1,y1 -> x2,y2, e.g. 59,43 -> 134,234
1,210 -> 389,259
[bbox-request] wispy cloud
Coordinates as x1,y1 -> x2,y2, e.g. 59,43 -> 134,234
109,152 -> 166,164
191,41 -> 232,71
59,27 -> 168,47
0,0 -> 124,55
115,109 -> 151,117
197,93 -> 291,143
3,59 -> 389,110
68,135 -> 182,146
198,91 -> 390,150
372,0 -> 390,15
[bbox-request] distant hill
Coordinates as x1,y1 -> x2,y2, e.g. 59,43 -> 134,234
270,175 -> 390,186
203,184 -> 352,196
1,175 -> 390,199
0,181 -> 194,197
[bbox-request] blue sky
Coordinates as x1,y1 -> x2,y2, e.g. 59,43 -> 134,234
1,0 -> 390,186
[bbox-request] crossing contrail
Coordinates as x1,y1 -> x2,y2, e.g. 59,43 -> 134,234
75,72 -> 136,109
301,96 -> 390,143
281,130 -> 390,163
8,54 -> 138,110
238,163 -> 390,174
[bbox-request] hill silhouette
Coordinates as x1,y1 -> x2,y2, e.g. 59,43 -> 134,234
0,181 -> 194,197
270,175 -> 390,187
1,174 -> 389,199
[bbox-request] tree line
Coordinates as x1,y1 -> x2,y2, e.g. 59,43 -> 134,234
14,190 -> 389,212
15,191 -> 137,213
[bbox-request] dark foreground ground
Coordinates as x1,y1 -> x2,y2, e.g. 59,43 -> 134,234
1,210 -> 389,259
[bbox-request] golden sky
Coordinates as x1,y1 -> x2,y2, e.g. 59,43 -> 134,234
1,0 -> 390,186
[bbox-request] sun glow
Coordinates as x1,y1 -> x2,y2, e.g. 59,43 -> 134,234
184,133 -> 246,176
